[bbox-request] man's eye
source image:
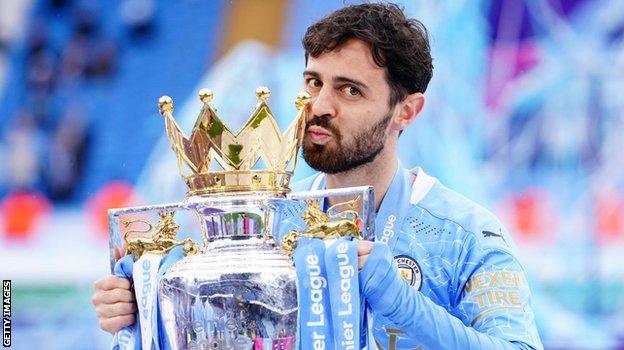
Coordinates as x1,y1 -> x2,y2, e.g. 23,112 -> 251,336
306,78 -> 322,88
341,85 -> 361,97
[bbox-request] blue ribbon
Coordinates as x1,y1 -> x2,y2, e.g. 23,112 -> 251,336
324,238 -> 360,349
293,238 -> 334,349
294,236 -> 367,349
111,255 -> 141,350
110,248 -> 185,350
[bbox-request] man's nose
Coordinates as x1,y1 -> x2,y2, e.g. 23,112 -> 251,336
309,86 -> 336,119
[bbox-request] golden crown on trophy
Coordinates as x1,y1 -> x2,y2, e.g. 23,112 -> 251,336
157,87 -> 311,196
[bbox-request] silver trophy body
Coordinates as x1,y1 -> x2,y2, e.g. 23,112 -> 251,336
159,198 -> 297,349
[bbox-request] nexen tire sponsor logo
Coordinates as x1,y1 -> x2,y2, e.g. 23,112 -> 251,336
379,215 -> 396,244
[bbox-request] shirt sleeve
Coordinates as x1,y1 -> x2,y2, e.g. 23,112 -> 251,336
360,242 -> 543,350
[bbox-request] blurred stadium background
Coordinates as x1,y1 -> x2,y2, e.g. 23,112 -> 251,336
0,0 -> 623,348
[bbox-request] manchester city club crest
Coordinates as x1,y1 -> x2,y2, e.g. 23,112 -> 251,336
395,255 -> 422,290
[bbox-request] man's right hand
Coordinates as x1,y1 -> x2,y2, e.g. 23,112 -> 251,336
92,276 -> 137,334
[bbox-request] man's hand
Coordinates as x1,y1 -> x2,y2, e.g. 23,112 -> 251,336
357,240 -> 374,270
92,276 -> 136,334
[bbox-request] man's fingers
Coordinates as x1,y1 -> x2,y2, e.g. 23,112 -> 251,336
357,240 -> 374,269
92,288 -> 135,305
358,255 -> 368,270
358,252 -> 373,270
94,276 -> 131,291
99,314 -> 136,334
357,240 -> 373,255
95,302 -> 137,318
93,276 -> 136,334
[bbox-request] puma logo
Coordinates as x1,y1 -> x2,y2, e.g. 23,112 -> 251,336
482,229 -> 509,247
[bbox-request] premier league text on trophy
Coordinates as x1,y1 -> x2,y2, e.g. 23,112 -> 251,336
2,280 -> 10,348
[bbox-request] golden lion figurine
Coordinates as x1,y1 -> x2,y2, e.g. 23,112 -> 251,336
282,198 -> 363,253
123,211 -> 198,259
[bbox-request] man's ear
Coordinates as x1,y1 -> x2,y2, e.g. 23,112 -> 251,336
391,93 -> 425,131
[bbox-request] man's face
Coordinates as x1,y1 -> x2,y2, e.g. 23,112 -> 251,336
302,39 -> 396,174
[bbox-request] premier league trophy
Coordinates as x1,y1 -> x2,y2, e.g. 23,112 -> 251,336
107,87 -> 374,349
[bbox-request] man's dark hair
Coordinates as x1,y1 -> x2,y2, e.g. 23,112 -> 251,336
302,3 -> 433,107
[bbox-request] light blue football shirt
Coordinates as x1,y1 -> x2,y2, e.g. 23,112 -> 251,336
292,164 -> 543,350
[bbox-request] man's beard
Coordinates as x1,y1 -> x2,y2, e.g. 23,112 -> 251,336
302,111 -> 392,174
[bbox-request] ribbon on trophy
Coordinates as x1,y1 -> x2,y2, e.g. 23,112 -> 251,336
111,211 -> 197,350
325,238 -> 361,349
111,254 -> 139,350
287,198 -> 367,350
111,251 -> 189,350
111,253 -> 161,350
293,238 -> 334,349
133,253 -> 162,350
293,237 -> 364,350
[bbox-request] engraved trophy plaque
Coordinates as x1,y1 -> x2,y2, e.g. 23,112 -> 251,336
107,87 -> 374,350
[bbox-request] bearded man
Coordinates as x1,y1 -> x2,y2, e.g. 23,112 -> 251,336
93,3 -> 543,349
